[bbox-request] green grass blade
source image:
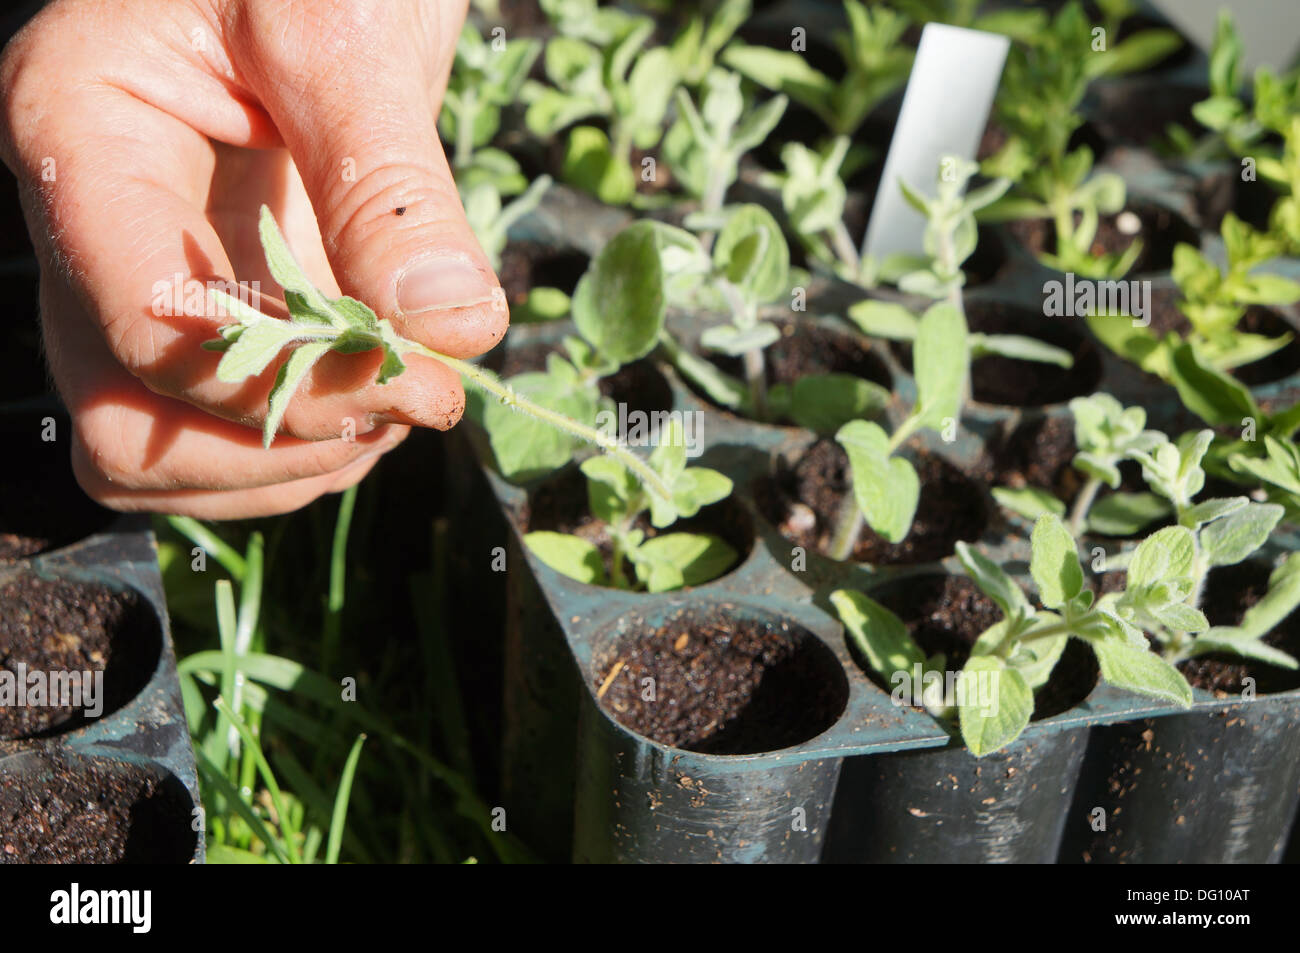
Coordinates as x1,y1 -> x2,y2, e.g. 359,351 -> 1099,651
326,733 -> 367,865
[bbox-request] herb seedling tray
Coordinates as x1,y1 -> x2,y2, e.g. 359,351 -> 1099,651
0,404 -> 202,864
450,44 -> 1300,858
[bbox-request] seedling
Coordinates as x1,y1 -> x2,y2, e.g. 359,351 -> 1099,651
1168,12 -> 1300,162
472,219 -> 668,482
201,207 -> 673,507
524,2 -> 680,204
1088,214 -> 1300,377
993,393 -> 1170,537
442,23 -> 541,194
834,512 -> 1195,757
662,68 -> 787,219
462,175 -> 553,271
979,2 -> 1142,279
667,0 -> 750,89
722,1 -> 912,139
846,158 -> 1072,372
837,447 -> 1299,757
652,203 -> 889,432
524,421 -> 736,592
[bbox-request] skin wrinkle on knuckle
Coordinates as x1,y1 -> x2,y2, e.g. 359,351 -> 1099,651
324,160 -> 458,258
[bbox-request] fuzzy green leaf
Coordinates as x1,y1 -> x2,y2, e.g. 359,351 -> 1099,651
831,589 -> 925,678
1029,514 -> 1083,610
524,531 -> 607,585
263,341 -> 332,449
958,656 -> 1033,757
837,420 -> 919,543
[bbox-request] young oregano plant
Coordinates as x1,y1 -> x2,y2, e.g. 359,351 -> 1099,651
442,22 -> 541,194
993,393 -> 1170,537
979,2 -> 1140,279
667,0 -> 750,89
523,5 -> 679,204
471,218 -> 668,482
202,207 -> 673,507
1089,214 -> 1300,379
721,1 -> 912,139
828,301 -> 967,559
661,68 -> 787,220
847,158 -> 1074,368
651,203 -> 889,433
834,512 -> 1196,757
524,421 -> 736,592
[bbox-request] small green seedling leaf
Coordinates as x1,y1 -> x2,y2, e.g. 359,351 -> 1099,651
958,656 -> 1033,757
1029,514 -> 1084,610
524,531 -> 608,585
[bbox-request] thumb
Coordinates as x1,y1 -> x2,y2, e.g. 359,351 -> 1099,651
228,0 -> 506,358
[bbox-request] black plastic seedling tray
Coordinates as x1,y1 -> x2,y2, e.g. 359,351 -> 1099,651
445,16 -> 1300,861
0,408 -> 201,861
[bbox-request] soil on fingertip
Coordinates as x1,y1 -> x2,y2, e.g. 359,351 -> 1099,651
865,574 -> 1100,719
0,574 -> 160,739
1006,203 -> 1198,276
593,606 -> 847,753
521,467 -> 752,589
753,438 -> 988,565
0,751 -> 195,863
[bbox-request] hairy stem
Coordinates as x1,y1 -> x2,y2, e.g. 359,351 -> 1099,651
403,341 -> 674,504
827,488 -> 864,562
1068,476 -> 1103,536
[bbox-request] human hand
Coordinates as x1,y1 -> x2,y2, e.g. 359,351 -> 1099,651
0,0 -> 505,518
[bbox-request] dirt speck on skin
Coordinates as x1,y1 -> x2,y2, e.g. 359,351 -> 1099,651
0,751 -> 195,863
0,574 -> 158,739
754,439 -> 989,565
594,607 -> 847,754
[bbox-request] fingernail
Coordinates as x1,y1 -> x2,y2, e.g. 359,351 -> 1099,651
396,256 -> 503,315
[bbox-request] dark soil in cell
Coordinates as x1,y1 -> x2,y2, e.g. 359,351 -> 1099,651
522,466 -> 751,588
0,574 -> 160,739
0,414 -> 115,560
491,339 -> 675,417
1089,83 -> 1205,149
697,319 -> 894,422
1006,202 -> 1198,275
891,300 -> 1103,407
753,438 -> 988,565
0,751 -> 195,863
593,606 -> 847,753
1145,287 -> 1300,386
989,414 -> 1155,533
866,574 -> 1099,719
1179,561 -> 1300,695
497,242 -> 589,307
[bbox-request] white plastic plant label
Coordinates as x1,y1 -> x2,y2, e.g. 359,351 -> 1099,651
1148,0 -> 1300,74
862,23 -> 1009,262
